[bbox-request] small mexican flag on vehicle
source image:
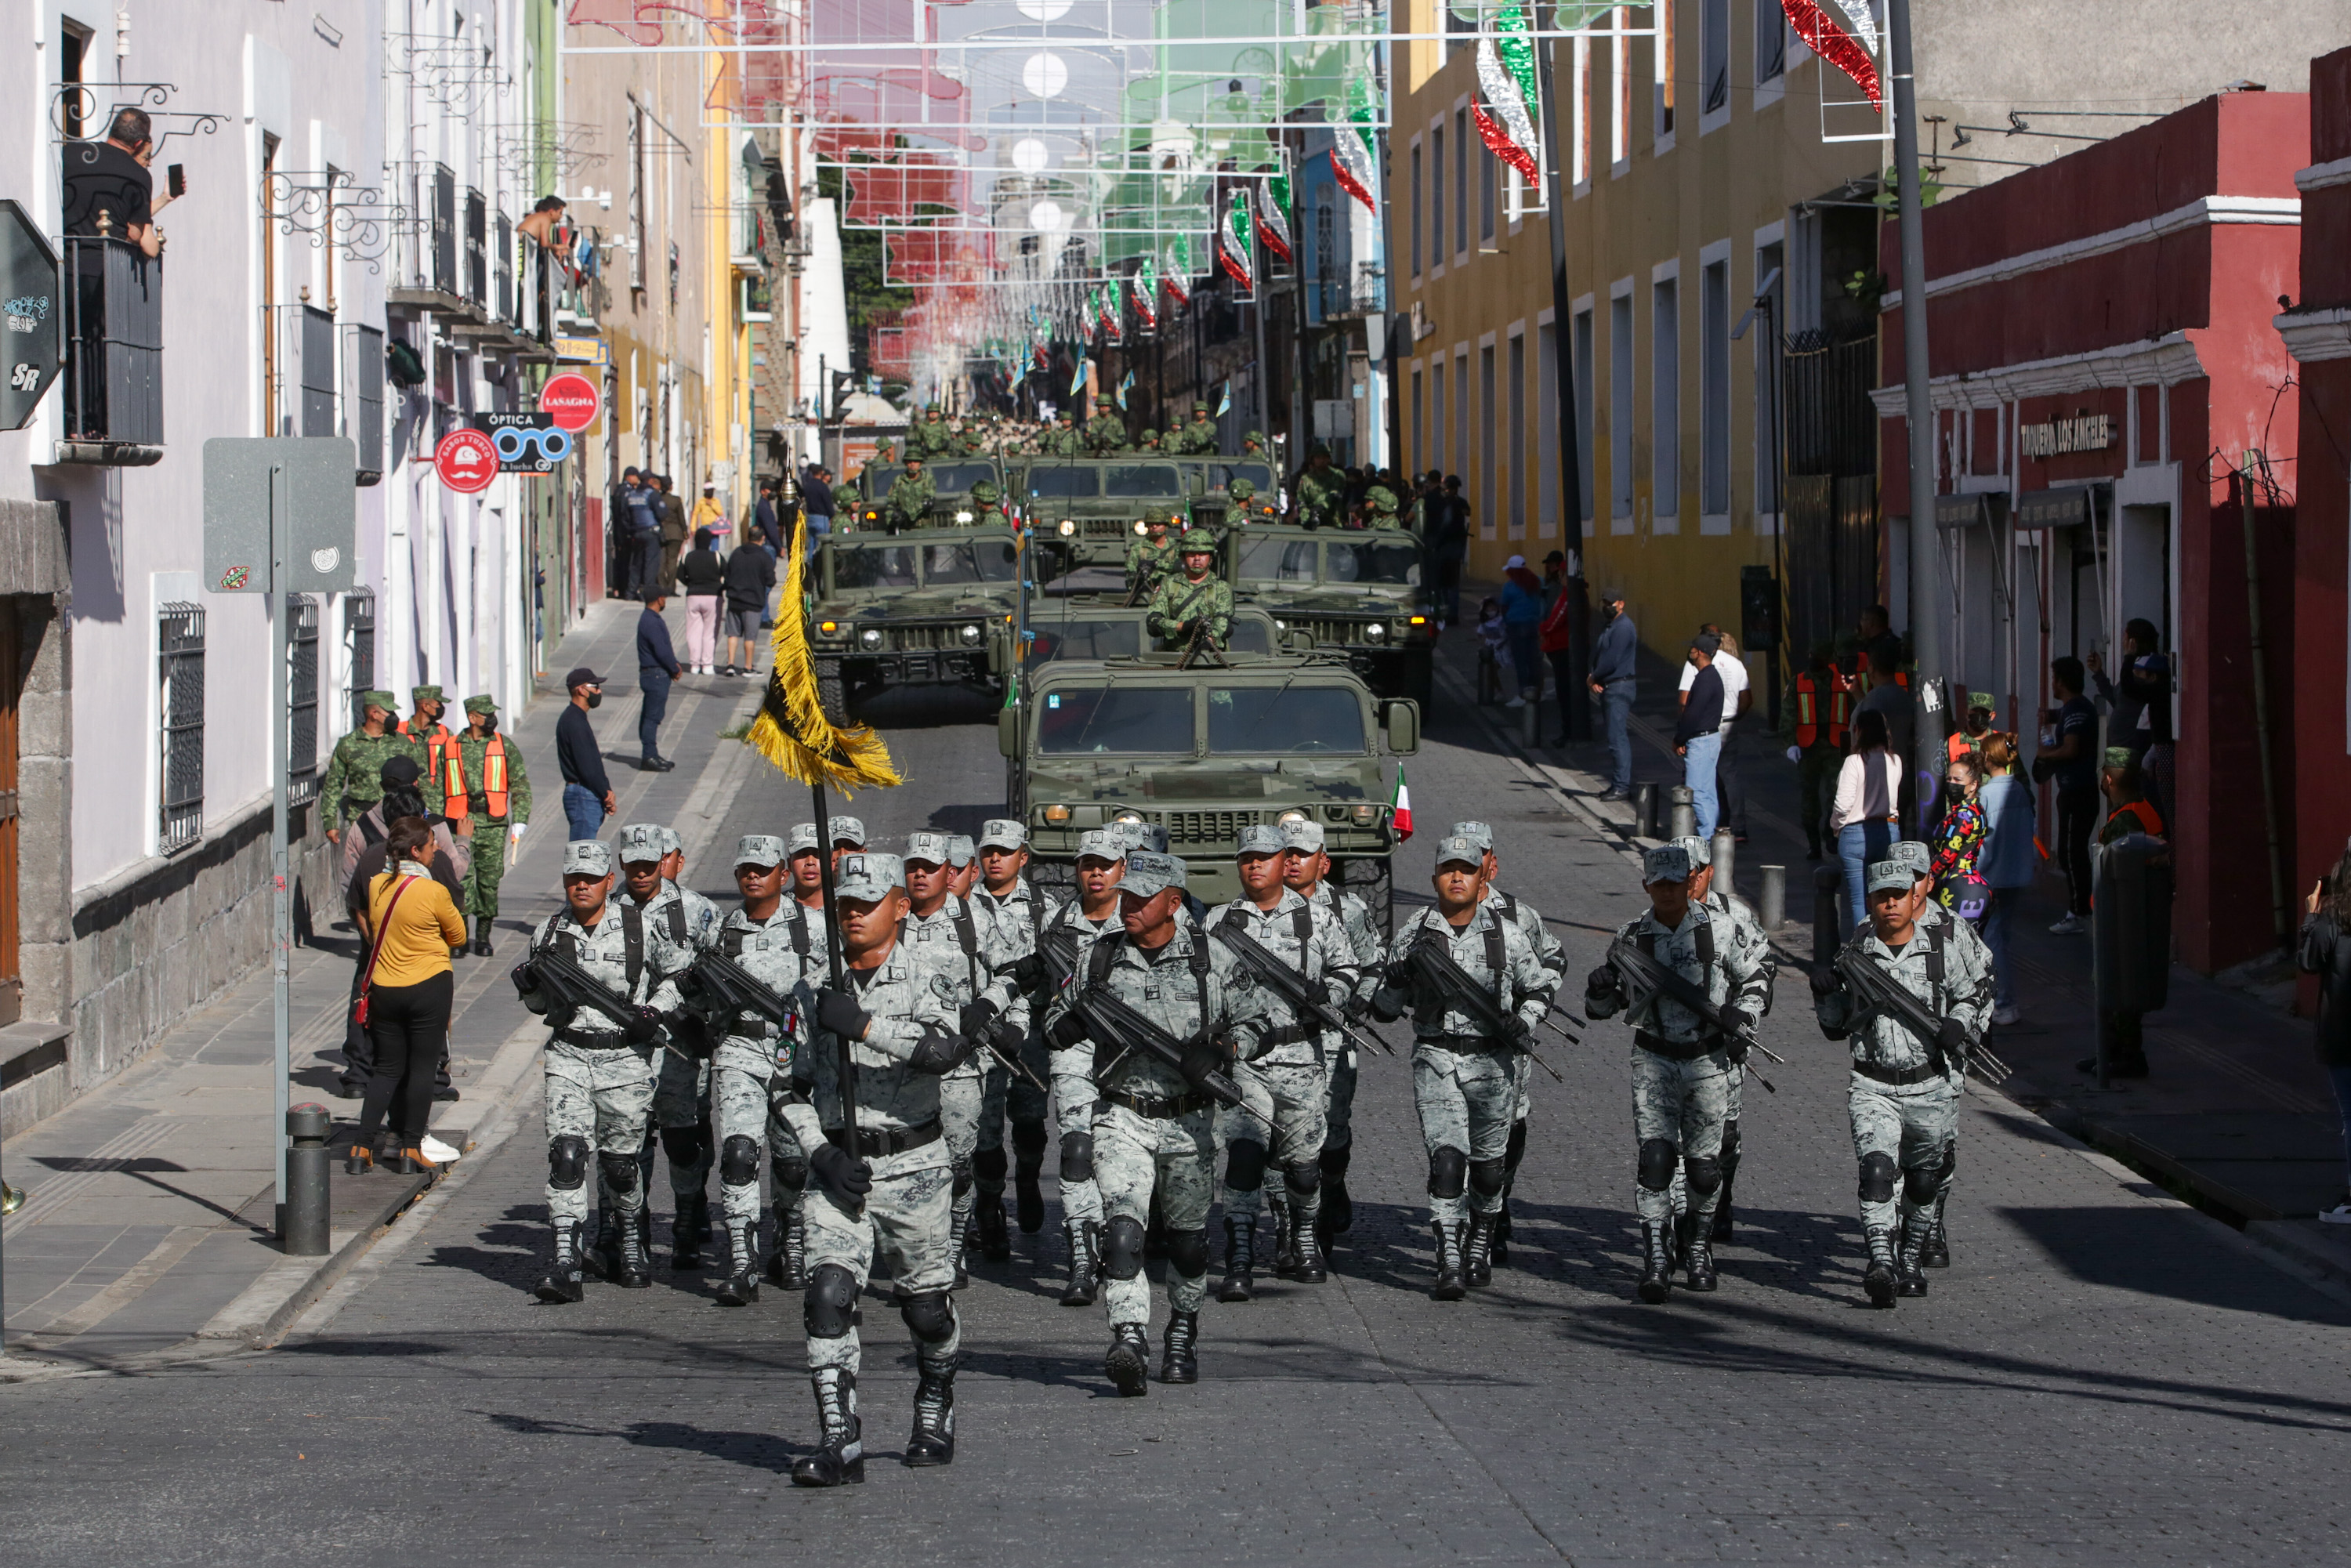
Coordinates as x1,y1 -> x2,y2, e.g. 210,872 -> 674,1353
1391,766 -> 1413,839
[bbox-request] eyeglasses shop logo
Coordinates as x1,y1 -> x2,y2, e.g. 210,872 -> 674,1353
3,295 -> 51,334
469,413 -> 571,473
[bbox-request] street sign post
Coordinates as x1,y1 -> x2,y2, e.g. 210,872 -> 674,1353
0,201 -> 63,433
201,436 -> 358,1243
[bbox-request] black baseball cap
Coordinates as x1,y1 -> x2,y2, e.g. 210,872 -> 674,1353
564,666 -> 603,689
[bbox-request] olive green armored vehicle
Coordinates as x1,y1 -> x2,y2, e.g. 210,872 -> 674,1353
1226,527 -> 1435,705
810,531 -> 1020,719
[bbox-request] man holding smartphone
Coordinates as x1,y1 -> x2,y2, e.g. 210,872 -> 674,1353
61,107 -> 185,438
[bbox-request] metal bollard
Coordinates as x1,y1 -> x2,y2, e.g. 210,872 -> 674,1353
1632,782 -> 1657,839
1711,830 -> 1737,894
1522,692 -> 1541,748
1813,863 -> 1845,960
284,1103 -> 333,1257
1759,864 -> 1786,929
1668,786 -> 1696,842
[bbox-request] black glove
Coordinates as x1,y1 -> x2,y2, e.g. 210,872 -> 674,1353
1501,1016 -> 1534,1052
1585,962 -> 1622,999
808,1141 -> 873,1206
1727,1037 -> 1751,1066
1719,1006 -> 1755,1040
1303,977 -> 1332,1007
991,1016 -> 1028,1052
1045,1009 -> 1092,1049
1936,1018 -> 1972,1060
959,998 -> 999,1040
1177,1033 -> 1230,1090
907,1027 -> 978,1075
625,1006 -> 661,1045
511,961 -> 542,994
815,987 -> 872,1041
1809,965 -> 1844,999
666,1010 -> 712,1059
1368,986 -> 1407,1023
1005,953 -> 1044,991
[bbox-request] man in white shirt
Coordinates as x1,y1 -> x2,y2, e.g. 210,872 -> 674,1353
1679,625 -> 1750,841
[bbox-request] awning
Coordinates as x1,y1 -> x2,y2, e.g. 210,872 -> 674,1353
1934,492 -> 2011,530
2015,484 -> 2104,531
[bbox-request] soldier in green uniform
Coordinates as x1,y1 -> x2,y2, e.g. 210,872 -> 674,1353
1295,445 -> 1342,530
1084,407 -> 1128,455
321,690 -> 418,849
454,694 -> 531,957
1179,402 -> 1219,454
397,685 -> 454,814
884,455 -> 936,531
1226,476 -> 1270,524
909,404 -> 951,458
969,478 -> 1008,527
1147,530 -> 1232,650
1041,411 -> 1085,458
831,475 -> 864,524
1136,429 -> 1162,454
1243,430 -> 1270,461
1124,511 -> 1180,601
1363,484 -> 1401,530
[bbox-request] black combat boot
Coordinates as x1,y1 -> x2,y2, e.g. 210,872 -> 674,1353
1671,1209 -> 1695,1276
948,1200 -> 973,1290
1105,1324 -> 1151,1397
1268,1193 -> 1295,1276
1318,1145 -> 1354,1238
1491,1200 -> 1512,1267
471,918 -> 494,958
904,1355 -> 958,1467
1217,1215 -> 1257,1303
772,1202 -> 809,1289
1494,1118 -> 1527,1265
634,1206 -> 654,1276
1060,1219 -> 1099,1307
791,1368 -> 865,1487
532,1220 -> 585,1304
1160,1310 -> 1200,1385
1462,1210 -> 1499,1287
1863,1227 -> 1898,1308
1683,1229 -> 1719,1292
1288,1211 -> 1329,1284
1896,1207 -> 1931,1298
1712,1170 -> 1737,1244
1922,1188 -> 1952,1268
614,1204 -> 653,1289
1012,1123 -> 1048,1233
973,1195 -> 1011,1262
587,1208 -> 618,1279
1637,1222 -> 1673,1304
671,1190 -> 709,1271
1431,1219 -> 1467,1302
715,1217 -> 760,1307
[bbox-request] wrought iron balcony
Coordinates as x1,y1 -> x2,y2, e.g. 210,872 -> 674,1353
56,235 -> 163,465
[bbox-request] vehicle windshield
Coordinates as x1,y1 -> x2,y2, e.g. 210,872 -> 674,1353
1030,618 -> 1146,662
1326,540 -> 1422,586
921,538 -> 1018,585
831,544 -> 918,590
1233,537 -> 1317,582
1206,686 -> 1367,754
1036,685 -> 1194,755
1225,617 -> 1273,654
868,462 -> 994,496
1103,464 -> 1183,498
1210,462 -> 1274,492
1023,465 -> 1098,498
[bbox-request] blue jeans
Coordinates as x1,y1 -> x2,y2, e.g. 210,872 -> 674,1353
638,669 -> 672,762
1505,621 -> 1541,696
1983,885 -> 2027,1010
563,782 -> 605,842
1603,683 -> 1635,791
1682,730 -> 1722,840
1838,820 -> 1894,932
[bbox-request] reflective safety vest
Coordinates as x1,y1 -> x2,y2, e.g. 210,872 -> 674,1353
438,733 -> 510,825
1795,672 -> 1853,750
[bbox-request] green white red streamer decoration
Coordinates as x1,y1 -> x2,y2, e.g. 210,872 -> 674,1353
1472,3 -> 1542,183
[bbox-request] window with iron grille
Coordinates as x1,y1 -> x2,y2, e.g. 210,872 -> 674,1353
344,590 -> 375,730
158,602 -> 205,855
288,596 -> 319,806
343,323 -> 385,483
299,305 -> 336,437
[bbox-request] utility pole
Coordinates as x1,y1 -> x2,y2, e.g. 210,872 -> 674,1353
1888,0 -> 1943,826
1537,0 -> 1591,739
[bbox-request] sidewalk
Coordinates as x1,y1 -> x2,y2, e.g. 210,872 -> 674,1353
1429,597 -> 2351,1281
0,597 -> 770,1374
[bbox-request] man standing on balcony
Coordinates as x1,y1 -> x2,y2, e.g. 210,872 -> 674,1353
62,107 -> 180,440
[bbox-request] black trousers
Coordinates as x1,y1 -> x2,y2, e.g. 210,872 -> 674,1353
341,945 -> 374,1085
357,971 -> 455,1146
2056,788 -> 2099,917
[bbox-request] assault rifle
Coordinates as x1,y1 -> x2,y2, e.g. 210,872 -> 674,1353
679,947 -> 795,1031
1829,947 -> 2011,1085
1073,984 -> 1248,1111
1606,937 -> 1783,1092
514,942 -> 657,1040
1394,936 -> 1565,1083
1207,920 -> 1394,1056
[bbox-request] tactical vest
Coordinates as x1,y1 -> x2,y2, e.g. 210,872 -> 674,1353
1085,921 -> 1212,1030
1215,903 -> 1317,976
545,904 -> 648,995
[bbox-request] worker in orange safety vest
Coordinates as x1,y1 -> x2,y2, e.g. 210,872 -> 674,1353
447,694 -> 532,957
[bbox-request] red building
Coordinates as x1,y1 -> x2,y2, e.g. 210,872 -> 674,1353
1875,87 -> 2309,973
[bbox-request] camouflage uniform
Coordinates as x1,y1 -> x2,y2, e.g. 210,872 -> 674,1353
522,841 -> 693,1301
910,409 -> 955,459
1454,817 -> 1567,1264
397,686 -> 455,815
1031,831 -> 1131,1302
452,696 -> 531,943
1125,523 -> 1179,599
1042,418 -> 1086,458
1364,484 -> 1400,529
776,853 -> 969,1484
970,827 -> 1048,1250
1814,857 -> 1994,1305
1041,853 -> 1269,1392
831,478 -> 864,520
1584,844 -> 1775,1302
1146,541 -> 1233,646
318,690 -> 425,833
1672,835 -> 1778,1243
1084,411 -> 1128,454
1178,409 -> 1219,454
763,822 -> 836,1291
884,465 -> 936,530
614,824 -> 723,1266
1281,819 -> 1382,1242
1295,456 -> 1343,529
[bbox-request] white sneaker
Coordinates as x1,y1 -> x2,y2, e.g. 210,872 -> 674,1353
2321,1200 -> 2351,1226
1505,695 -> 1526,708
1991,1005 -> 2020,1027
418,1134 -> 463,1166
2049,914 -> 2084,935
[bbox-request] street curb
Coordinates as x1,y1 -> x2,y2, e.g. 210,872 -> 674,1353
2242,1219 -> 2351,1295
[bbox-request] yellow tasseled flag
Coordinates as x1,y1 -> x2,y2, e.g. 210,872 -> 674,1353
745,535 -> 903,793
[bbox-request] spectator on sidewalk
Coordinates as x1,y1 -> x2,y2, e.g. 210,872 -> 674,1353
2033,656 -> 2099,935
1500,555 -> 1545,709
557,667 -> 616,840
1588,588 -> 1637,800
2084,748 -> 2167,1079
678,527 -> 723,675
348,818 -> 467,1178
637,592 -> 683,770
335,757 -> 470,1099
1831,708 -> 1902,932
1428,476 -> 1469,626
1674,632 -> 1726,841
2087,618 -> 2169,764
656,475 -> 690,593
1856,603 -> 1904,691
1791,643 -> 1852,860
1538,551 -> 1585,747
690,481 -> 729,548
1683,622 -> 1750,841
2297,847 -> 2351,1224
722,535 -> 776,677
1977,733 -> 2036,1027
610,467 -> 644,598
1929,752 -> 1990,924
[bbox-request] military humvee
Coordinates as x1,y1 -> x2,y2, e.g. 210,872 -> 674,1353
1226,527 -> 1435,705
1007,600 -> 1283,668
810,531 -> 1020,719
847,459 -> 1007,531
1008,458 -> 1192,572
1000,652 -> 1419,921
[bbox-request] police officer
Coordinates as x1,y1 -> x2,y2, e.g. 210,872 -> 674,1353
1146,530 -> 1231,650
1125,511 -> 1179,601
615,824 -> 724,1271
1812,859 -> 1993,1305
1210,824 -> 1362,1300
1670,834 -> 1776,1244
1584,844 -> 1775,1303
1041,852 -> 1268,1393
970,820 -> 1045,1248
763,822 -> 835,1290
1452,821 -> 1567,1266
778,853 -> 977,1484
321,690 -> 421,852
1367,836 -> 1556,1299
1279,817 -> 1382,1247
1034,828 -> 1129,1303
447,694 -> 530,956
520,840 -> 691,1302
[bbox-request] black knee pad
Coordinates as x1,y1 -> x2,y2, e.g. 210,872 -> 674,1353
1683,1154 -> 1723,1197
804,1264 -> 861,1338
548,1135 -> 589,1190
1012,1121 -> 1049,1163
598,1150 -> 639,1195
1226,1137 -> 1269,1193
1637,1139 -> 1679,1193
1284,1158 -> 1321,1197
1166,1226 -> 1211,1280
1858,1151 -> 1898,1204
1100,1215 -> 1147,1280
719,1135 -> 761,1187
1719,1118 -> 1742,1167
771,1154 -> 807,1195
973,1147 -> 1008,1184
899,1289 -> 957,1346
1503,1117 -> 1529,1172
1468,1157 -> 1507,1198
1428,1146 -> 1467,1200
659,1125 -> 704,1167
951,1155 -> 973,1199
1904,1162 -> 1944,1205
1060,1132 -> 1095,1184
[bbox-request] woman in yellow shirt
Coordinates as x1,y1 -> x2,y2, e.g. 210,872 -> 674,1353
351,820 -> 469,1175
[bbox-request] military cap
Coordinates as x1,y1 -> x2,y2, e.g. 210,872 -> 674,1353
834,852 -> 907,902
659,827 -> 683,856
379,754 -> 424,789
1450,821 -> 1495,855
977,819 -> 1027,852
1280,817 -> 1326,854
787,821 -> 823,855
1193,401 -> 1210,414
904,831 -> 951,867
1435,835 -> 1483,871
947,835 -> 976,867
1865,859 -> 1915,896
617,823 -> 666,864
1672,834 -> 1712,867
360,689 -> 399,714
1244,429 -> 1266,445
1229,477 -> 1257,502
1366,485 -> 1398,510
1115,819 -> 1169,853
1640,844 -> 1694,885
1236,824 -> 1287,857
970,479 -> 1001,504
1141,509 -> 1174,530
828,816 -> 868,848
1969,691 -> 1997,713
1176,527 -> 1217,554
563,840 -> 613,878
735,834 -> 788,869
1121,851 -> 1187,898
902,452 -> 925,465
462,693 -> 498,715
1889,839 -> 1933,879
924,402 -> 942,413
2103,746 -> 2135,770
1076,828 -> 1128,862
411,684 -> 445,705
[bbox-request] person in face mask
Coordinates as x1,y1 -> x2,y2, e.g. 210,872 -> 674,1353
557,667 -> 618,841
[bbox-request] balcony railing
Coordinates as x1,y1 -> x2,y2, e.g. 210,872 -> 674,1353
386,161 -> 473,312
58,235 -> 163,464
